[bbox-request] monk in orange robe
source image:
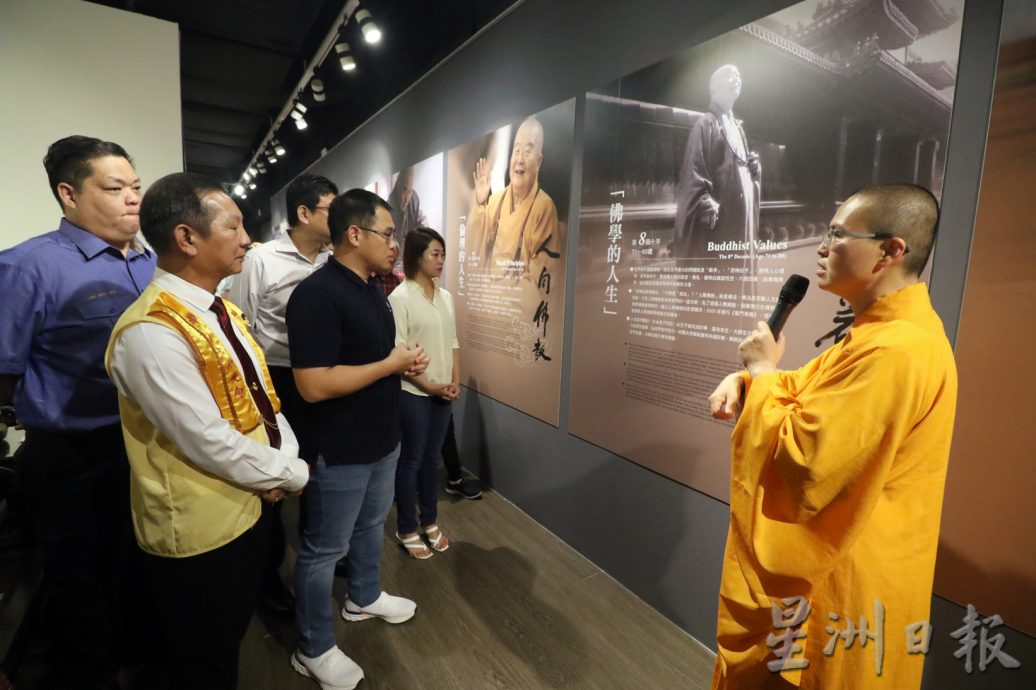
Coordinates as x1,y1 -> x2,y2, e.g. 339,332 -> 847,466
468,117 -> 560,281
708,184 -> 958,689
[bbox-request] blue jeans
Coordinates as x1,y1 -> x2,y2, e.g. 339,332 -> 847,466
396,392 -> 452,535
294,446 -> 399,657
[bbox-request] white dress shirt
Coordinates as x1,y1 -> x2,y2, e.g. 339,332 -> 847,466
109,269 -> 309,492
388,280 -> 459,397
229,232 -> 330,367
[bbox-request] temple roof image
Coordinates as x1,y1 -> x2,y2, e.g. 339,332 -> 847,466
742,0 -> 962,133
797,0 -> 959,51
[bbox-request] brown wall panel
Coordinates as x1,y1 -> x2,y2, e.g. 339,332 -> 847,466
936,37 -> 1036,636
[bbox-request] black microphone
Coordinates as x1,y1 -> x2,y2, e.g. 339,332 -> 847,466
766,274 -> 810,339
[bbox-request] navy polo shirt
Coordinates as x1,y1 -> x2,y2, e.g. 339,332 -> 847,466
286,258 -> 400,465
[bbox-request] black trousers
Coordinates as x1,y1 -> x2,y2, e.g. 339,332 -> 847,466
16,425 -> 138,690
141,507 -> 271,690
441,413 -> 463,482
269,365 -> 312,462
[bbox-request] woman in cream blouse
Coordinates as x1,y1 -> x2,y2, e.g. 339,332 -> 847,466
388,227 -> 460,559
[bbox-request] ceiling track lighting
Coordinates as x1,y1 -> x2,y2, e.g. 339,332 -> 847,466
335,41 -> 356,72
290,102 -> 308,131
240,0 -> 374,189
356,8 -> 381,44
311,77 -> 326,101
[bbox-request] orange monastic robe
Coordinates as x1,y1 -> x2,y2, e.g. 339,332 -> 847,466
712,283 -> 958,690
469,182 -> 558,279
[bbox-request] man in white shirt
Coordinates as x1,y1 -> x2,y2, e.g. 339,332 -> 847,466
106,172 -> 309,688
230,173 -> 337,616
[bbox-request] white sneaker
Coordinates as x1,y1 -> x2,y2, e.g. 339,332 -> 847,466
341,591 -> 416,624
291,647 -> 364,690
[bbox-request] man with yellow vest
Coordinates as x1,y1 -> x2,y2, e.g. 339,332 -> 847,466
106,172 -> 309,688
707,184 -> 957,689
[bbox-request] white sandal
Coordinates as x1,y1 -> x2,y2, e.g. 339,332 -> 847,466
395,531 -> 433,559
424,524 -> 449,552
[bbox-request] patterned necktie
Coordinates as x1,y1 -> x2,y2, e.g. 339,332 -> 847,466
209,296 -> 281,449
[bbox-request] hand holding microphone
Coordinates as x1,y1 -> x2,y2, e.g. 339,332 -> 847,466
710,275 -> 809,419
766,274 -> 809,340
738,322 -> 786,378
739,274 -> 809,377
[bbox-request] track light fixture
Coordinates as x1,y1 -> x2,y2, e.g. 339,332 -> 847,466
233,184 -> 245,197
240,2 -> 373,186
311,78 -> 326,102
290,102 -> 308,130
335,41 -> 356,71
356,8 -> 381,44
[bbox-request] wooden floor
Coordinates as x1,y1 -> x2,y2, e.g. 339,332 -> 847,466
242,479 -> 715,689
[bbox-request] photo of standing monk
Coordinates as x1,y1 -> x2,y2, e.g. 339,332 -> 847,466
570,0 -> 966,496
673,65 -> 761,259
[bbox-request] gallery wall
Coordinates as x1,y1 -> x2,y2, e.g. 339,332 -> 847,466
0,0 -> 183,249
274,0 -> 1036,684
935,24 -> 1036,646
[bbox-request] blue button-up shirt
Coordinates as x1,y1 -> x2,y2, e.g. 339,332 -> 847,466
0,219 -> 155,431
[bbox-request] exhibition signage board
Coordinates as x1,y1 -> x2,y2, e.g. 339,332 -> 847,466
443,100 -> 576,426
568,0 -> 965,497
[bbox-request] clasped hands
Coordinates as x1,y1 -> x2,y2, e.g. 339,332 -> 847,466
436,383 -> 461,401
260,487 -> 303,503
386,344 -> 458,401
388,343 -> 430,377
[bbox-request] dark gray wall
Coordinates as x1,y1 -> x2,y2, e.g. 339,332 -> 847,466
277,0 -> 1036,684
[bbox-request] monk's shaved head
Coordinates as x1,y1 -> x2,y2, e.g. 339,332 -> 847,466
847,184 -> 939,276
708,65 -> 742,111
516,118 -> 544,154
709,65 -> 739,93
509,117 -> 545,199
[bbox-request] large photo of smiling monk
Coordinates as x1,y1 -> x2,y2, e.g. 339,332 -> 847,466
467,117 -> 560,282
443,100 -> 575,426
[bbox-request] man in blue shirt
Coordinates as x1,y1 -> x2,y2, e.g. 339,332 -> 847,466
0,135 -> 155,689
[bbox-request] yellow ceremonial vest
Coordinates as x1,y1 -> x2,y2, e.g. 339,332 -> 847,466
104,282 -> 282,558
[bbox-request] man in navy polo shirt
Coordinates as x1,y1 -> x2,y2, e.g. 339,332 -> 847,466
0,135 -> 155,688
287,188 -> 427,688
